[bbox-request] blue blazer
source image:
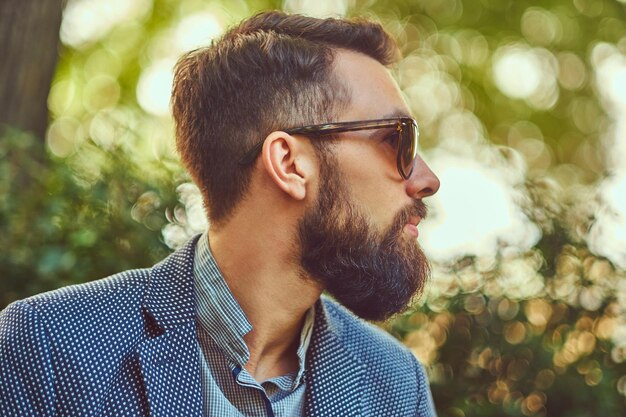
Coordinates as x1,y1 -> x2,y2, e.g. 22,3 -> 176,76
0,237 -> 436,416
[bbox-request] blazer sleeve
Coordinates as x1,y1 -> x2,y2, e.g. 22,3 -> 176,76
414,357 -> 437,417
0,301 -> 57,416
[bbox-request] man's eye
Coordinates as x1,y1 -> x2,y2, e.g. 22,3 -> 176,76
384,132 -> 400,147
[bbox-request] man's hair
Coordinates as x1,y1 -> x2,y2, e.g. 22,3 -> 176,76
171,11 -> 400,225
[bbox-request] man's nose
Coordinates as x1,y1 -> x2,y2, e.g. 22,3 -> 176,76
405,156 -> 440,199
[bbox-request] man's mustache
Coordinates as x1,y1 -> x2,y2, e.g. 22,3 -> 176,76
398,200 -> 428,224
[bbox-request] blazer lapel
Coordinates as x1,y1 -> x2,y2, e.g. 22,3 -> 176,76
137,323 -> 203,417
304,300 -> 366,417
137,236 -> 203,417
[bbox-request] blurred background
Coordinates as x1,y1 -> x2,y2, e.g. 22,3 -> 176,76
1,0 -> 626,415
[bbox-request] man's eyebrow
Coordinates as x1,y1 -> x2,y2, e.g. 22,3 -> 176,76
380,109 -> 412,119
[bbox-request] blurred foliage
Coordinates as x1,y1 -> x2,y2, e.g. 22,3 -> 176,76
0,127 -> 180,307
387,229 -> 626,416
2,0 -> 626,416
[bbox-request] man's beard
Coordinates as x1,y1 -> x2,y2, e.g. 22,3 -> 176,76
298,154 -> 431,321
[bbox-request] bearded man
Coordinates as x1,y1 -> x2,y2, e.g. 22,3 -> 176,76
0,10 -> 440,417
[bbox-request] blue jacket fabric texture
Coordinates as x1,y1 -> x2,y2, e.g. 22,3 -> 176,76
0,237 -> 437,416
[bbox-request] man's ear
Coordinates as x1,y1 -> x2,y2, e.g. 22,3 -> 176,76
259,131 -> 315,201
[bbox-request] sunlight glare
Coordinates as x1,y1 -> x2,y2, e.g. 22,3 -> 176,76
61,0 -> 152,47
283,0 -> 348,17
588,44 -> 626,269
420,152 -> 541,263
136,59 -> 175,117
175,12 -> 223,52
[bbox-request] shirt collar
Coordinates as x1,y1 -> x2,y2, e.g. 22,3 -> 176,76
193,232 -> 314,385
194,233 -> 252,365
294,306 -> 315,386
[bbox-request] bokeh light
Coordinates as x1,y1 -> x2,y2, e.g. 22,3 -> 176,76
60,0 -> 152,48
492,44 -> 559,109
136,59 -> 175,116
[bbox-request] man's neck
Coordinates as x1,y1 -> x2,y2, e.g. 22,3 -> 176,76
207,219 -> 322,381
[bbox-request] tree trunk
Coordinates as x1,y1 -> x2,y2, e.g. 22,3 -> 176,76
0,0 -> 66,142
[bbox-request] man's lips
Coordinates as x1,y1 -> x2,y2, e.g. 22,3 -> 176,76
404,216 -> 421,237
407,216 -> 422,227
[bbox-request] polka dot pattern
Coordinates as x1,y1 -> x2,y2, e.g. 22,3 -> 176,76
305,298 -> 437,416
0,237 -> 436,416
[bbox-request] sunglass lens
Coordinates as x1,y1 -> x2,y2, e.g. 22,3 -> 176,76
399,121 -> 418,178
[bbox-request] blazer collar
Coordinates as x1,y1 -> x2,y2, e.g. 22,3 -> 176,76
304,298 -> 366,417
137,236 -> 203,417
136,235 -> 366,416
142,235 -> 200,331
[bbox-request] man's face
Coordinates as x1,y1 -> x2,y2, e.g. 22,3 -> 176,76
296,50 -> 440,321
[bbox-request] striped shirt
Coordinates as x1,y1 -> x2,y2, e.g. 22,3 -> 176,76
193,233 -> 315,416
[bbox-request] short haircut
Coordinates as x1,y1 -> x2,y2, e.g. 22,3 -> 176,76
171,11 -> 400,226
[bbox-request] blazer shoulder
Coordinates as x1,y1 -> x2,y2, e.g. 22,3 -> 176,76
0,268 -> 154,416
320,297 -> 436,414
15,268 -> 150,312
1,268 -> 152,345
320,296 -> 419,368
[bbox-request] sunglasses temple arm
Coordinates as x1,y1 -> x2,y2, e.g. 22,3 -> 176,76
238,140 -> 265,165
238,120 -> 405,165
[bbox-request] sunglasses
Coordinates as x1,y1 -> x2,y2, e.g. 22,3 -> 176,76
238,117 -> 419,179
